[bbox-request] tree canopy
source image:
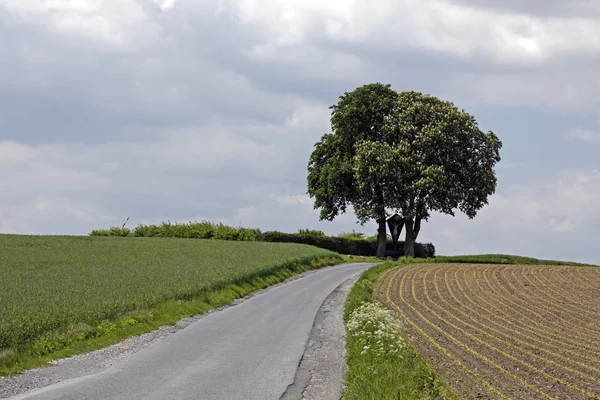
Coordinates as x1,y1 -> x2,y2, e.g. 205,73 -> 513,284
306,83 -> 398,221
307,84 -> 502,257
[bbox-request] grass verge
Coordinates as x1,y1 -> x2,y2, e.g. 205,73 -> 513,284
0,235 -> 343,376
342,260 -> 458,400
340,254 -> 382,263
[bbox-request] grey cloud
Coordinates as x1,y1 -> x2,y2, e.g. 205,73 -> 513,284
3,0 -> 598,149
0,99 -> 326,234
1,0 -> 600,265
0,3 -> 300,145
211,3 -> 600,112
447,0 -> 600,17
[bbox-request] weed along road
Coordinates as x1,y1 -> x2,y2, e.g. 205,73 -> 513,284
10,262 -> 376,400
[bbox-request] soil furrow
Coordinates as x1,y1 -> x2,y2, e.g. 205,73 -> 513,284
426,266 -> 600,382
527,266 -> 600,314
459,265 -> 600,368
463,265 -> 600,359
506,266 -> 600,325
377,263 -> 600,400
483,266 -> 600,351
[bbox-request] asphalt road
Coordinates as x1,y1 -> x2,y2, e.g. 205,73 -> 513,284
12,262 -> 376,400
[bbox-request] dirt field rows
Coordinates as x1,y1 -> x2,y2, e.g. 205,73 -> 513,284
377,263 -> 600,400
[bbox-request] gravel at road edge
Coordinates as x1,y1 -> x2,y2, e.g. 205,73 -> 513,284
281,277 -> 357,400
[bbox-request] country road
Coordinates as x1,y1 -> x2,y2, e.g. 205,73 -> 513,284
8,262 -> 376,400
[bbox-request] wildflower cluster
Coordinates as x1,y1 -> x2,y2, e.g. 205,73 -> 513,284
346,302 -> 406,361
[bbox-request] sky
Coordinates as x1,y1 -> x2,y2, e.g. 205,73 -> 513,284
1,0 -> 599,264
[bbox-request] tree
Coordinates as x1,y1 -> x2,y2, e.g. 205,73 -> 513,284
307,83 -> 398,257
353,90 -> 502,256
307,85 -> 502,258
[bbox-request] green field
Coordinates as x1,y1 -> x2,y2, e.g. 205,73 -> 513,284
0,234 -> 340,364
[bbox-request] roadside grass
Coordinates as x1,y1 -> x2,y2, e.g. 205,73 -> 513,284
342,253 -> 594,400
343,260 -> 459,400
0,234 -> 342,376
340,254 -> 382,263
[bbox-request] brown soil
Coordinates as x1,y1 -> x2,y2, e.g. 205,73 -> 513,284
377,263 -> 600,400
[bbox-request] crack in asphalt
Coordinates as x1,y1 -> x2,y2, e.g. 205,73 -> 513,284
280,278 -> 357,400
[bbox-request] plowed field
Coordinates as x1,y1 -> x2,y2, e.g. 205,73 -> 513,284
377,263 -> 600,400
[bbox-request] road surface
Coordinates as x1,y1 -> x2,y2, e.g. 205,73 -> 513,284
11,262 -> 376,400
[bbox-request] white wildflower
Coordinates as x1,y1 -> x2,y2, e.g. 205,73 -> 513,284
347,302 -> 406,361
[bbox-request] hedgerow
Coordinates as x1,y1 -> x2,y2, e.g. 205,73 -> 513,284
90,221 -> 435,258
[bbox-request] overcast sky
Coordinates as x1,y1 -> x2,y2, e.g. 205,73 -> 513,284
1,0 -> 599,264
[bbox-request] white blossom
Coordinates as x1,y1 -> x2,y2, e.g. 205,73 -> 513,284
347,302 -> 405,360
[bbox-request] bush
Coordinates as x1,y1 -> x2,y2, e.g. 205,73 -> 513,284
365,233 -> 392,242
261,231 -> 376,256
297,228 -> 326,237
89,227 -> 131,237
130,221 -> 262,241
337,230 -> 366,240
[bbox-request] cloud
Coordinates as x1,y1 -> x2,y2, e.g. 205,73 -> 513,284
423,169 -> 600,263
154,0 -> 176,11
569,128 -> 600,143
448,0 -> 600,17
3,0 -> 599,143
0,1 -> 303,145
496,162 -> 528,170
491,170 -> 599,235
275,195 -> 313,207
1,0 -> 600,265
218,0 -> 600,110
0,141 -> 36,165
228,0 -> 598,65
0,98 -> 332,234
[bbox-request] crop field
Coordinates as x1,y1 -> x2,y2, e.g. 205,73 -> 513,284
377,263 -> 600,400
0,234 -> 339,355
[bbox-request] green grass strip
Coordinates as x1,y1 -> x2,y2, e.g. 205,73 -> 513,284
342,260 -> 459,400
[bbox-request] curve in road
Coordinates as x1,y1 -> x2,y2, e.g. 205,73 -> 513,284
10,262 -> 376,400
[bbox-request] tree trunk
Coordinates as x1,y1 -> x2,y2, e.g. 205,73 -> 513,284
413,216 -> 422,241
404,217 -> 415,257
376,218 -> 387,258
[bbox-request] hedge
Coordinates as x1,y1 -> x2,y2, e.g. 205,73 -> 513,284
260,231 -> 435,258
132,222 -> 262,241
89,222 -> 435,258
